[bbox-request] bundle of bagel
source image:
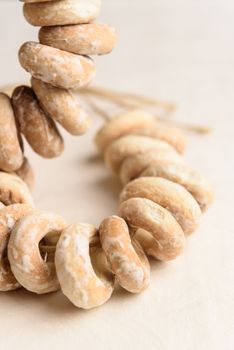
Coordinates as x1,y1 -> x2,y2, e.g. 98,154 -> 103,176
0,0 -> 213,310
0,109 -> 213,309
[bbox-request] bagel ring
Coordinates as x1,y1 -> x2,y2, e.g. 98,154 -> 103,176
0,172 -> 34,206
0,204 -> 33,291
55,223 -> 115,309
8,211 -> 66,294
99,215 -> 150,293
119,198 -> 185,261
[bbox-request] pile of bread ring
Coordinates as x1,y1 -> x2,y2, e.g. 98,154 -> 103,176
0,0 -> 213,310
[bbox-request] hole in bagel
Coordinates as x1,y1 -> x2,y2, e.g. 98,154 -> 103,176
39,230 -> 60,263
90,242 -> 114,287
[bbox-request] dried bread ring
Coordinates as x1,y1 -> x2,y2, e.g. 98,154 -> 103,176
39,23 -> 117,56
119,198 -> 185,261
31,78 -> 91,135
0,204 -> 33,291
19,42 -> 96,89
14,157 -> 35,191
99,216 -> 150,293
132,228 -> 165,260
8,211 -> 66,294
23,0 -> 101,27
12,86 -> 64,158
120,177 -> 202,234
0,172 -> 34,206
128,122 -> 186,154
95,110 -> 155,153
141,161 -> 214,211
55,223 -> 115,309
104,135 -> 175,173
120,148 -> 182,185
0,93 -> 23,172
95,109 -> 186,155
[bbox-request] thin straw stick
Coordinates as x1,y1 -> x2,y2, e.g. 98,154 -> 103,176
81,86 -> 176,113
81,88 -> 142,109
157,117 -> 211,135
82,95 -> 111,122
